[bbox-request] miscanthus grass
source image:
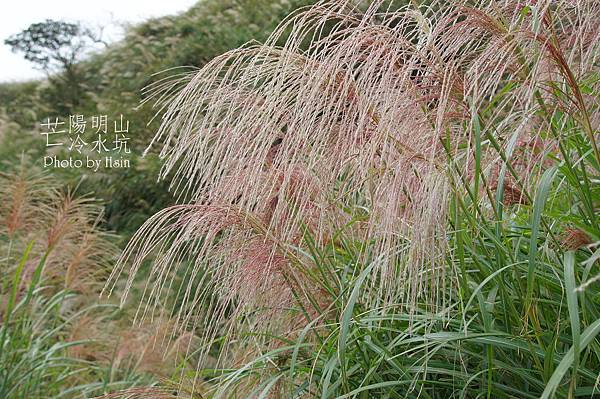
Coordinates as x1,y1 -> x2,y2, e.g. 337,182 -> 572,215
0,171 -> 180,398
103,0 -> 600,397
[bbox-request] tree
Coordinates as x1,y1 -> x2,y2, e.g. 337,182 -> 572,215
5,20 -> 102,114
5,20 -> 86,71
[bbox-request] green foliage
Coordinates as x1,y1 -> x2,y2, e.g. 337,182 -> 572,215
0,247 -> 153,398
4,20 -> 99,114
0,82 -> 46,128
4,20 -> 83,70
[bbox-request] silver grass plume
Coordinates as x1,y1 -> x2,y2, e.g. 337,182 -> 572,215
104,0 -> 600,379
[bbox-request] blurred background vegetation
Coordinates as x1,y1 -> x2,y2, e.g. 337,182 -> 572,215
0,0 -> 318,238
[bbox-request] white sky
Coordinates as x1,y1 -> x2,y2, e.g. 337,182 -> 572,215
0,0 -> 199,82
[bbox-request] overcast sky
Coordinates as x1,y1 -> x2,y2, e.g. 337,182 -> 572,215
0,0 -> 199,82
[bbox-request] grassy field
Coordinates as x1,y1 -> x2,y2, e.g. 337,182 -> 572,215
1,0 -> 599,398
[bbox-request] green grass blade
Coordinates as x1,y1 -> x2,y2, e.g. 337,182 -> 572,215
564,251 -> 580,395
541,318 -> 600,399
526,166 -> 558,309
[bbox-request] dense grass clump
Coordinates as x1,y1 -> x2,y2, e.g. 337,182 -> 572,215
0,170 -> 195,398
104,0 -> 600,397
